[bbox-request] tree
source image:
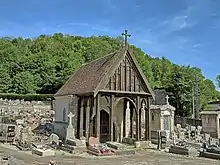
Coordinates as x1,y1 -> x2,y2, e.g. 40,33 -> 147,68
0,33 -> 219,116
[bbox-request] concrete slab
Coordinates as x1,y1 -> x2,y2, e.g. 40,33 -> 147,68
32,148 -> 55,157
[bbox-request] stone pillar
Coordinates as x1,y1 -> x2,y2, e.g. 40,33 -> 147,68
85,98 -> 90,141
68,95 -> 78,137
171,111 -> 175,133
125,101 -> 130,137
136,96 -> 140,141
110,95 -> 114,141
160,112 -> 164,130
96,94 -> 100,139
79,97 -> 84,138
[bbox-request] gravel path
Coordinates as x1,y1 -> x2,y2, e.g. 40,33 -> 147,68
1,144 -> 220,165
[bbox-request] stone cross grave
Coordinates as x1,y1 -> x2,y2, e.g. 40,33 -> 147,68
165,95 -> 169,105
67,112 -> 75,139
67,112 -> 74,128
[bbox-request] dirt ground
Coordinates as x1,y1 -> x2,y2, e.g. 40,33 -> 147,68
1,144 -> 220,165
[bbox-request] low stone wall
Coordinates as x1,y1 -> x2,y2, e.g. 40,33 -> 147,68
175,116 -> 202,127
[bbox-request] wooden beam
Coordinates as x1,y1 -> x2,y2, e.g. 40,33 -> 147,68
99,90 -> 152,97
145,97 -> 151,141
139,106 -> 142,140
136,96 -> 140,141
85,97 -> 90,141
110,94 -> 114,141
79,97 -> 84,138
148,97 -> 151,140
125,59 -> 127,91
130,107 -> 133,138
123,100 -> 126,137
96,94 -> 100,139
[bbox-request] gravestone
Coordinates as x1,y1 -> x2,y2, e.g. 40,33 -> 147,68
32,148 -> 55,156
49,133 -> 59,145
89,137 -> 99,147
106,141 -> 126,150
204,133 -> 210,143
172,132 -> 177,145
176,124 -> 181,129
66,112 -> 75,139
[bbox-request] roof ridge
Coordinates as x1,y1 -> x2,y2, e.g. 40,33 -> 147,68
82,50 -> 119,66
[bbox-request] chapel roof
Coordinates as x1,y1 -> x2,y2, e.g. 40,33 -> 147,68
55,46 -> 155,98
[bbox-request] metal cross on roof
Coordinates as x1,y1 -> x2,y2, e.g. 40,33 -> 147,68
121,30 -> 131,46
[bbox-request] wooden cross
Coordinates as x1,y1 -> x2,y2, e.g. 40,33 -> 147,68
67,112 -> 75,127
121,30 -> 131,46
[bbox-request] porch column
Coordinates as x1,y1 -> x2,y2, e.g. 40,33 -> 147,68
139,106 -> 142,140
131,107 -> 134,138
145,99 -> 148,140
125,101 -> 130,137
145,97 -> 151,140
90,97 -> 96,137
85,97 -> 90,141
79,97 -> 84,138
96,94 -> 100,139
136,96 -> 140,141
110,94 -> 114,141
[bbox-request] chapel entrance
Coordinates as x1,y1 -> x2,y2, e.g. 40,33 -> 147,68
100,110 -> 109,143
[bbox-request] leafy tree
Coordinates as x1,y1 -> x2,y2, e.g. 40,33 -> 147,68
0,33 -> 219,117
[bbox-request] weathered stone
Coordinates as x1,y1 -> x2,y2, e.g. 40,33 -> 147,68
190,126 -> 196,131
114,149 -> 135,155
200,151 -> 220,160
106,141 -> 126,150
204,133 -> 210,142
135,141 -> 141,148
206,146 -> 220,154
49,133 -> 59,145
66,138 -> 84,147
169,145 -> 198,156
185,141 -> 203,150
122,137 -> 135,145
32,148 -> 55,156
139,141 -> 151,148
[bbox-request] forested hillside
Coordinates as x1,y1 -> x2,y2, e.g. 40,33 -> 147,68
0,33 -> 219,116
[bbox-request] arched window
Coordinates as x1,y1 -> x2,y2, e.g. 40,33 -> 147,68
62,108 -> 66,122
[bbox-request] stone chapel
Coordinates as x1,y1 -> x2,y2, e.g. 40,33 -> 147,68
53,45 -> 155,143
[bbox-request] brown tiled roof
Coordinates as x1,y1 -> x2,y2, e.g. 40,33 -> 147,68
55,46 -> 155,99
55,51 -> 119,96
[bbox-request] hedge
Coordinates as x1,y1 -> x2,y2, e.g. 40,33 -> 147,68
0,93 -> 54,101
